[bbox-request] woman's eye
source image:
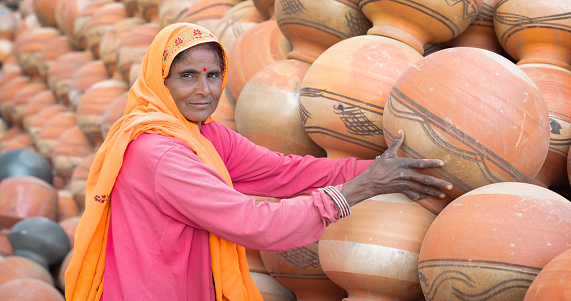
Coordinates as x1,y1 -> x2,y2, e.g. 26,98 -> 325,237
182,73 -> 193,78
208,73 -> 219,78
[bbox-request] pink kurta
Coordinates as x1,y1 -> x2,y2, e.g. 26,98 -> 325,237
101,121 -> 371,300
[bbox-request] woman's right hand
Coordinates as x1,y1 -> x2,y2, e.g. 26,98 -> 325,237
341,129 -> 453,206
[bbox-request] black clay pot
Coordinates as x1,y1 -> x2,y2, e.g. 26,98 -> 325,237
0,149 -> 53,184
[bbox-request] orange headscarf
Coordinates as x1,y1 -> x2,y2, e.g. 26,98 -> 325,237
65,23 -> 262,301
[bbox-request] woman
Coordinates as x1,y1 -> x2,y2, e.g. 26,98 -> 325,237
65,23 -> 451,301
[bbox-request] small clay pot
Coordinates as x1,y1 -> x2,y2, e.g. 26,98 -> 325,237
99,17 -> 146,78
0,278 -> 65,301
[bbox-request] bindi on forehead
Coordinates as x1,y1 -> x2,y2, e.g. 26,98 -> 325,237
203,68 -> 207,72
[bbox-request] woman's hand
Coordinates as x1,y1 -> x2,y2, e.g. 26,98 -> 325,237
341,129 -> 453,206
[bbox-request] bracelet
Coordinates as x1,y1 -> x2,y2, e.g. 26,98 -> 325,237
323,186 -> 351,218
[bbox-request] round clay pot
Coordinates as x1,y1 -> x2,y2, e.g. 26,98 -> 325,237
54,0 -> 91,50
181,0 -> 241,33
226,19 -> 292,107
8,216 -> 71,268
0,255 -> 54,286
58,215 -> 81,248
128,51 -> 145,87
0,57 -> 22,90
299,35 -> 422,160
10,81 -> 48,128
358,0 -> 482,54
382,47 -> 550,215
319,193 -> 436,300
275,0 -> 370,64
37,36 -> 75,83
0,76 -> 33,125
0,228 -> 13,256
0,126 -> 21,151
47,51 -> 94,106
252,0 -> 274,20
35,111 -> 77,161
0,4 -> 17,40
122,0 -> 140,17
0,148 -> 53,185
101,91 -> 128,140
67,60 -> 109,109
34,0 -> 59,27
418,182 -> 571,301
236,59 -> 326,157
52,125 -> 94,183
518,63 -> 571,188
213,1 -> 265,51
158,0 -> 197,29
19,0 -> 35,18
21,91 -> 56,132
56,189 -> 79,222
136,0 -> 160,22
0,176 -> 57,229
213,91 -> 236,131
77,79 -> 128,146
116,22 -> 161,83
69,152 -> 94,213
0,39 -> 13,65
99,17 -> 146,77
0,278 -> 65,301
1,132 -> 34,153
27,104 -> 68,146
16,13 -> 42,35
85,2 -> 127,59
13,27 -> 60,78
494,0 -> 571,70
73,0 -> 113,51
524,247 -> 571,300
57,249 -> 73,291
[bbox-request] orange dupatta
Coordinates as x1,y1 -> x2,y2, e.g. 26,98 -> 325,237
65,23 -> 262,301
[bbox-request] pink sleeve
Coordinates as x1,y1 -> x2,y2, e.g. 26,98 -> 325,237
153,142 -> 344,251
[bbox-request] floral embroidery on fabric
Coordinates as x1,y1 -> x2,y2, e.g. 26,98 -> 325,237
94,194 -> 110,204
161,29 -> 216,76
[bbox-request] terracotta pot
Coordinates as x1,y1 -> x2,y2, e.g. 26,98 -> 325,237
99,17 -> 146,78
37,36 -> 75,83
0,148 -> 53,185
73,0 -> 113,51
524,247 -> 571,300
55,0 -> 92,50
67,60 -> 109,109
226,19 -> 291,107
116,22 -> 161,83
519,63 -> 571,188
77,79 -> 128,146
52,125 -> 94,183
319,193 -> 436,300
181,0 -> 242,33
69,152 -> 95,213
418,182 -> 571,301
57,249 -> 74,291
27,105 -> 68,146
85,2 -> 127,59
101,91 -> 128,140
22,90 -> 56,132
56,189 -> 79,222
13,27 -> 60,78
0,4 -> 17,40
0,57 -> 22,90
128,51 -> 145,87
261,241 -> 348,300
1,132 -> 34,153
36,111 -> 77,161
299,35 -> 422,160
136,0 -> 160,22
494,0 -> 571,70
10,81 -> 48,128
0,39 -> 13,65
158,0 -> 197,29
47,51 -> 94,106
58,216 -> 81,248
19,0 -> 35,18
34,0 -> 59,27
252,0 -> 274,20
122,0 -> 140,17
16,14 -> 42,35
213,1 -> 265,51
275,0 -> 370,63
0,76 -> 33,125
382,47 -> 550,215
213,91 -> 236,131
236,59 -> 326,157
0,278 -> 65,301
0,255 -> 54,286
0,176 -> 57,228
0,126 -> 21,151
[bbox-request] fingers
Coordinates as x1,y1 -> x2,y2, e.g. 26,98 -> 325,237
384,129 -> 404,158
399,158 -> 445,169
399,169 -> 453,191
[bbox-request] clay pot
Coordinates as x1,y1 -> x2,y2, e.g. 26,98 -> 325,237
0,4 -> 17,40
77,79 -> 128,146
236,59 -> 326,157
213,91 -> 236,131
13,27 -> 60,78
73,0 -> 113,51
57,249 -> 73,291
382,47 -> 550,215
128,51 -> 145,87
0,126 -> 21,151
0,228 -> 13,256
1,132 -> 34,153
518,64 -> 571,188
19,0 -> 35,18
0,278 -> 65,301
21,92 -> 56,133
69,152 -> 94,213
67,60 -> 109,109
52,125 -> 94,183
16,13 -> 42,35
85,2 -> 127,59
275,0 -> 370,63
37,36 -> 75,83
226,19 -> 292,107
34,0 -> 59,27
36,111 -> 77,161
101,91 -> 128,140
494,0 -> 571,70
47,51 -> 94,106
58,216 -> 81,248
252,0 -> 274,20
0,57 -> 22,89
27,104 -> 68,146
136,0 -> 160,22
213,1 -> 265,51
418,182 -> 571,301
56,189 -> 79,222
319,193 -> 436,300
99,17 -> 146,78
0,39 -> 13,64
524,247 -> 571,300
0,148 -> 53,185
0,76 -> 33,125
181,0 -> 241,33
55,0 -> 91,50
122,0 -> 140,17
0,176 -> 57,228
299,35 -> 422,160
116,22 -> 161,83
0,255 -> 54,286
10,81 -> 48,128
250,273 -> 296,301
158,0 -> 197,29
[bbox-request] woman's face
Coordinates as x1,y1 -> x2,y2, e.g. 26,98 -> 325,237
164,44 -> 223,124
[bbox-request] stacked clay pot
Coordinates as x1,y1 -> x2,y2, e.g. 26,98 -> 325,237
115,22 -> 160,83
158,0 -> 197,29
524,247 -> 571,300
13,27 -> 59,78
37,36 -> 75,82
47,50 -> 94,106
212,1 -> 265,52
21,90 -> 56,131
67,60 -> 109,110
99,17 -> 146,78
0,176 -> 57,228
51,125 -> 94,185
85,2 -> 128,59
181,0 -> 241,33
100,91 -> 128,140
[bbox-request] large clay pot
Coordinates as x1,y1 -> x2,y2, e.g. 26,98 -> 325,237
0,176 -> 57,228
319,193 -> 436,300
0,4 -> 17,40
47,51 -> 94,106
158,0 -> 197,29
99,17 -> 146,78
0,76 -> 33,125
22,90 -> 56,132
226,19 -> 291,107
0,39 -> 13,65
519,63 -> 571,188
275,0 -> 370,63
0,126 -> 22,152
213,1 -> 265,52
0,255 -> 54,286
299,35 -> 422,160
236,59 -> 326,157
16,13 -> 42,35
52,125 -> 94,183
85,2 -> 127,59
34,0 -> 59,27
58,216 -> 81,248
67,60 -> 109,109
73,0 -> 113,51
261,241 -> 348,301
494,0 -> 571,70
213,91 -> 236,131
0,278 -> 65,301
57,249 -> 74,290
136,0 -> 160,22
27,105 -> 68,146
101,91 -> 128,140
524,247 -> 571,300
35,111 -> 77,161
13,27 -> 60,78
252,0 -> 274,20
76,79 -> 128,146
56,189 -> 79,222
55,0 -> 92,50
181,0 -> 241,33
358,0 -> 482,55
418,182 -> 571,301
0,57 -> 22,90
9,81 -> 48,128
382,47 -> 550,215
69,152 -> 95,212
0,229 -> 13,256
116,22 -> 161,83
37,36 -> 75,83
0,148 -> 53,185
1,132 -> 34,153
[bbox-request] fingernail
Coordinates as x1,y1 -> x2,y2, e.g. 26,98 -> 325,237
397,129 -> 403,136
446,184 -> 453,190
439,193 -> 445,198
439,161 -> 444,167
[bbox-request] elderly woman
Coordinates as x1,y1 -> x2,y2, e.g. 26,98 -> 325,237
65,23 -> 451,301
